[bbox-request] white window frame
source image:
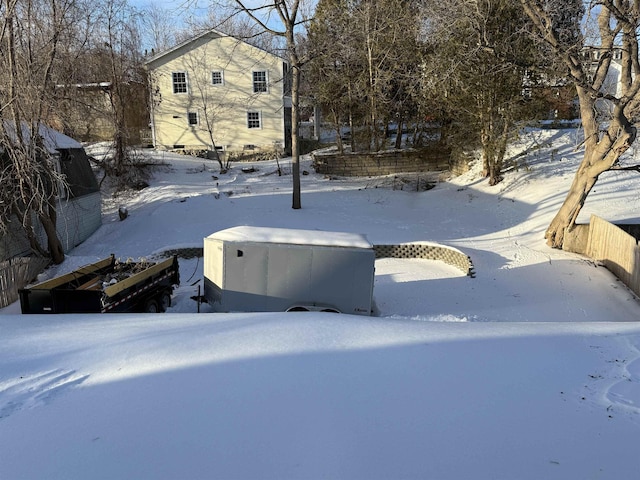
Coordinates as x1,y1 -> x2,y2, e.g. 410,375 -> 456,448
187,111 -> 199,126
172,71 -> 188,94
247,111 -> 262,129
252,70 -> 268,93
211,70 -> 224,86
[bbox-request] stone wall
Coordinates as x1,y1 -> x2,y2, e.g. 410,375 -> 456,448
374,243 -> 475,277
161,243 -> 476,278
449,150 -> 474,176
312,148 -> 453,177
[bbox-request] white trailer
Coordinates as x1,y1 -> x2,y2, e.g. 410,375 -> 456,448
203,226 -> 375,315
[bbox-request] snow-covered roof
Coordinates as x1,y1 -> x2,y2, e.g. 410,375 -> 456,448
2,121 -> 82,154
208,226 -> 373,249
55,82 -> 112,89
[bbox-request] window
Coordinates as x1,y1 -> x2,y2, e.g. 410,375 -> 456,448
247,111 -> 261,129
253,71 -> 267,93
188,112 -> 198,126
211,70 -> 224,85
172,72 -> 187,94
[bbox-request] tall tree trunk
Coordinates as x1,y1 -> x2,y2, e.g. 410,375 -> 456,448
394,116 -> 403,149
3,0 -> 66,264
520,0 -> 640,249
331,108 -> 344,154
546,97 -> 636,247
231,0 -> 304,209
40,200 -> 64,264
545,128 -> 635,247
289,42 -> 302,210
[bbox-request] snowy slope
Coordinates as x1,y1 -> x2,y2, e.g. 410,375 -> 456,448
1,127 -> 640,479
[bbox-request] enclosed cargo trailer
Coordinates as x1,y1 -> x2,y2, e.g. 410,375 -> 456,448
203,226 -> 375,315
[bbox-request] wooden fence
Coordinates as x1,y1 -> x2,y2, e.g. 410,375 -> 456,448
0,256 -> 49,308
585,215 -> 640,297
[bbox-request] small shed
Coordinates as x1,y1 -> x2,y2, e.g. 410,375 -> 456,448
203,226 -> 376,315
0,123 -> 101,260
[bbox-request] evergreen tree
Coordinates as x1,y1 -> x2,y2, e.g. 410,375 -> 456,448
422,0 -> 537,185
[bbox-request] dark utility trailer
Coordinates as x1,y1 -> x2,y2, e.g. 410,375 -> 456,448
19,255 -> 179,314
203,226 -> 375,315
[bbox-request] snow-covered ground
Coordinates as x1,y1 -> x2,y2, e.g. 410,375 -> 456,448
2,127 -> 640,479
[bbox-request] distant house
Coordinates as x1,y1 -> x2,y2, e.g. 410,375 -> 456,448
580,46 -> 625,118
0,124 -> 101,261
145,29 -> 292,158
53,81 -> 150,145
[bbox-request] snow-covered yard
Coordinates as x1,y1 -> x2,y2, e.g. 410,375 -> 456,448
1,128 -> 640,479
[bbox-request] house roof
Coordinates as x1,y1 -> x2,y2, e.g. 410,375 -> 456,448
55,82 -> 112,90
144,28 -> 286,69
2,121 -> 82,154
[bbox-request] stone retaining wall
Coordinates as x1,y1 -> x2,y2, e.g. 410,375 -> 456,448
374,243 -> 475,277
162,243 -> 476,278
312,148 -> 453,177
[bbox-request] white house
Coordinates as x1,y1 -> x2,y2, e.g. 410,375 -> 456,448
145,29 -> 292,158
582,46 -> 627,118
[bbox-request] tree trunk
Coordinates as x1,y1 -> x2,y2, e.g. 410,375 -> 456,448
545,166 -> 597,248
331,109 -> 344,154
39,209 -> 64,265
394,116 -> 403,149
545,134 -> 634,247
546,94 -> 636,248
290,52 -> 302,210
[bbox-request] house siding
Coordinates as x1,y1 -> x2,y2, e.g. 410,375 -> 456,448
147,32 -> 288,155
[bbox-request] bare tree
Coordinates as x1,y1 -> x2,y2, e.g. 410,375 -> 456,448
179,40 -> 237,171
230,0 -> 310,209
139,3 -> 177,54
0,0 -> 78,264
521,0 -> 640,248
180,7 -> 282,54
92,0 -> 147,180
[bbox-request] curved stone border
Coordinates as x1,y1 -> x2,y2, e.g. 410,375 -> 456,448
374,243 -> 476,278
159,247 -> 203,259
158,243 -> 476,278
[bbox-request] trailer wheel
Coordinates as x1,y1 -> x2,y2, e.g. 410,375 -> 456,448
159,292 -> 172,312
143,298 -> 160,313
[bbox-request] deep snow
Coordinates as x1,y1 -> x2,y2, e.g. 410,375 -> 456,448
1,127 -> 640,479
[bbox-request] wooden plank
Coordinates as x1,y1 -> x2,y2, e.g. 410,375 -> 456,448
29,256 -> 114,290
76,276 -> 103,291
104,257 -> 175,298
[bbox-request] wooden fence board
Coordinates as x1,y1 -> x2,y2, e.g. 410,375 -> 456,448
0,256 -> 49,308
587,215 -> 640,296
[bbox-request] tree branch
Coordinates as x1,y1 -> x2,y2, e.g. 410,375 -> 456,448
610,164 -> 640,173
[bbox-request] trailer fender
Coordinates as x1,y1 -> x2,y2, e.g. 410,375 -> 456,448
286,304 -> 341,314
